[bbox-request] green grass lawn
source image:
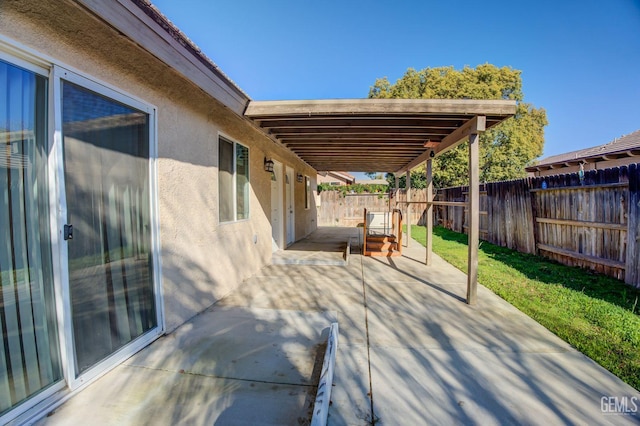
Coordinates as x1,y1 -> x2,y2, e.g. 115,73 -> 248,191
409,225 -> 640,391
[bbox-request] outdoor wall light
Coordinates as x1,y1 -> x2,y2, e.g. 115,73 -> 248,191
264,157 -> 274,173
430,150 -> 435,158
296,173 -> 304,182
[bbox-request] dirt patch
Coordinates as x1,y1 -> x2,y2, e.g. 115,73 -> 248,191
299,340 -> 328,425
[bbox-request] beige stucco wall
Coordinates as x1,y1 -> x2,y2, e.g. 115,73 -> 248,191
1,0 -> 317,331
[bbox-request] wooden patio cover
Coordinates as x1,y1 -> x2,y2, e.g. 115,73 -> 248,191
244,98 -> 516,173
245,98 -> 517,304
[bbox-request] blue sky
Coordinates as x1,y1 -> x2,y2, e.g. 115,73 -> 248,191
153,0 -> 639,176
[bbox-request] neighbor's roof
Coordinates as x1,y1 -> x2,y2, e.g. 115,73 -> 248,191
245,99 -> 516,173
329,171 -> 356,181
527,129 -> 640,172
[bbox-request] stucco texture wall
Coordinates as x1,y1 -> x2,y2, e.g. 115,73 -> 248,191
1,0 -> 317,331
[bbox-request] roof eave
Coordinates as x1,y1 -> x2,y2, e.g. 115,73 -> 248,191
76,0 -> 250,116
526,148 -> 640,172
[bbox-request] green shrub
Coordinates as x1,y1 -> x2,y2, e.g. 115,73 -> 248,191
318,183 -> 389,195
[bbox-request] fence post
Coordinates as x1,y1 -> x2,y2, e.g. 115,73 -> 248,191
625,163 -> 640,288
395,175 -> 400,225
528,177 -> 540,255
523,178 -> 540,256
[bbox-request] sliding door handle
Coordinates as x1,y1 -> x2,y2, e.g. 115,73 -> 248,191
64,224 -> 73,240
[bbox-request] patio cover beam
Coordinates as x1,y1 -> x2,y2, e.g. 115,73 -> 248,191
397,116 -> 487,174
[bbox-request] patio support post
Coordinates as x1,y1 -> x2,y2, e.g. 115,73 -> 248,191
406,170 -> 411,245
395,175 -> 399,206
425,159 -> 433,266
395,174 -> 400,235
466,116 -> 486,305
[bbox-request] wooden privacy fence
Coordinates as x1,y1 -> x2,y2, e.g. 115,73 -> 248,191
434,164 -> 640,287
318,190 -> 428,227
317,163 -> 640,287
318,192 -> 390,227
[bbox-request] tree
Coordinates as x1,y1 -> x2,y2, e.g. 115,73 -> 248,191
384,168 -> 426,189
369,64 -> 547,188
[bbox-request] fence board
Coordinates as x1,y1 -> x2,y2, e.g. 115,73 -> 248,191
536,217 -> 626,231
626,164 -> 640,287
537,243 -> 626,269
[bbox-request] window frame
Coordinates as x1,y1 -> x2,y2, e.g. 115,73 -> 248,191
217,133 -> 250,224
0,47 -> 67,426
52,65 -> 164,391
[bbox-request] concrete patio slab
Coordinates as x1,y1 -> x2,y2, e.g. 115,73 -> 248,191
41,365 -> 312,426
38,306 -> 336,425
364,278 -> 572,353
37,227 -> 639,425
370,346 -> 637,425
329,344 -> 373,426
272,227 -> 360,266
358,236 -> 640,426
126,306 -> 336,385
220,266 -> 368,348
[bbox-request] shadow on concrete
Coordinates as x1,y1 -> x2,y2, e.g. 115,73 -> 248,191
376,255 -> 466,303
39,227 -> 640,425
40,305 -> 335,425
359,234 -> 639,425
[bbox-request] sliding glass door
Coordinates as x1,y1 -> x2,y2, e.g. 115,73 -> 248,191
61,81 -> 157,376
0,50 -> 161,422
0,60 -> 62,415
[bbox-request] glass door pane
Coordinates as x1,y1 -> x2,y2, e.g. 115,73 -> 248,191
61,81 -> 156,375
0,60 -> 62,414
